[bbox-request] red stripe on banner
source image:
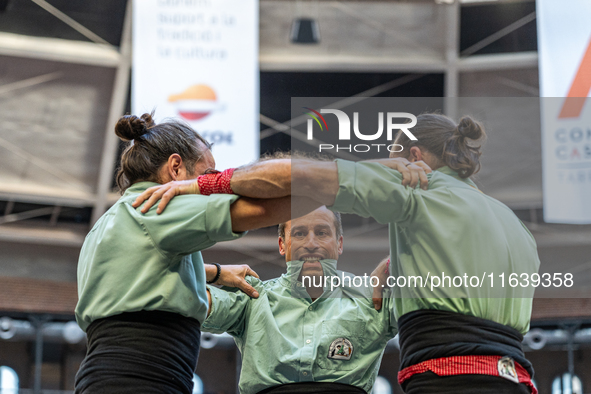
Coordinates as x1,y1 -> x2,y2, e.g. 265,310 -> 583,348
559,34 -> 591,119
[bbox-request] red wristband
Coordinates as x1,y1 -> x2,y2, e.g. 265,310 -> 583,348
384,258 -> 390,275
197,168 -> 235,195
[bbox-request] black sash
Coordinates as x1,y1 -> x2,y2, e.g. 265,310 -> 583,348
397,310 -> 534,378
75,310 -> 201,394
258,382 -> 366,394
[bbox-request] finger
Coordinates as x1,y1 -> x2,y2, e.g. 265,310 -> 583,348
418,168 -> 429,190
141,187 -> 170,213
238,280 -> 259,298
132,186 -> 162,208
245,267 -> 260,279
398,164 -> 411,187
408,166 -> 419,189
372,286 -> 383,311
413,160 -> 432,174
156,189 -> 178,214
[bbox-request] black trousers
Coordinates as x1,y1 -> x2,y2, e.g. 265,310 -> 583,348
75,311 -> 201,394
258,382 -> 367,394
403,372 -> 532,394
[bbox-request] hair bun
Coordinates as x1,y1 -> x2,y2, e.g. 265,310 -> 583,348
456,116 -> 485,140
115,113 -> 155,142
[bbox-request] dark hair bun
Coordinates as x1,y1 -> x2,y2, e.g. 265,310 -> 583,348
115,113 -> 155,142
456,116 -> 485,140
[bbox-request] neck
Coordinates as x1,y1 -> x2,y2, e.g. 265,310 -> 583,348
306,285 -> 323,301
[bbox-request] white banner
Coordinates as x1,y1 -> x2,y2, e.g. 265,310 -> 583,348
132,0 -> 259,170
537,0 -> 591,223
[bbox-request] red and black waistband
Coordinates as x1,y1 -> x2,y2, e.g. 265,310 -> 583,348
397,309 -> 534,378
398,355 -> 537,394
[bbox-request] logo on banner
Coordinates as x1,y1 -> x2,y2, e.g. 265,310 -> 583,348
551,34 -> 591,185
168,84 -> 221,121
558,34 -> 591,119
305,107 -> 417,154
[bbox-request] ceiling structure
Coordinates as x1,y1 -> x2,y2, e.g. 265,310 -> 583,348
0,0 -> 589,317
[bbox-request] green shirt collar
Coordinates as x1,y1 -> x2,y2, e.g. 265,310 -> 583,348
435,166 -> 478,189
125,181 -> 161,195
280,259 -> 339,298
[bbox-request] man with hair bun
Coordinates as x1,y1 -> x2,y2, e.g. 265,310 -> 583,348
75,112 -> 428,394
361,114 -> 540,394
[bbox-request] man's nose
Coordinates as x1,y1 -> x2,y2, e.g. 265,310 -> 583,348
304,233 -> 320,249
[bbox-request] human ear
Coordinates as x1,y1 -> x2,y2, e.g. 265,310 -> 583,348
408,146 -> 424,162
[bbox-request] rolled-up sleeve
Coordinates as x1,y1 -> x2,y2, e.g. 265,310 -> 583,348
329,159 -> 417,224
137,193 -> 244,256
202,282 -> 254,337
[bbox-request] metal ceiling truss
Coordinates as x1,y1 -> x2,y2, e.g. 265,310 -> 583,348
0,0 -> 541,250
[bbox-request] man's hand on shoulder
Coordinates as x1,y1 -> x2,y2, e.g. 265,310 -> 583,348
132,179 -> 200,214
365,158 -> 432,190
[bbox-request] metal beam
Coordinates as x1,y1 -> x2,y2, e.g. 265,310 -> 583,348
260,74 -> 425,141
0,223 -> 86,247
0,72 -> 62,96
460,11 -> 536,57
443,1 -> 460,119
457,51 -> 538,71
0,136 -> 87,189
0,32 -> 120,67
259,54 -> 447,72
0,207 -> 56,225
91,0 -> 132,225
30,0 -> 111,46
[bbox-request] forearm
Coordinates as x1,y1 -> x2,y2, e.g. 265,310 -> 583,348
230,196 -> 321,232
207,288 -> 212,317
230,159 -> 292,198
290,160 -> 339,206
204,264 -> 218,283
230,159 -> 340,206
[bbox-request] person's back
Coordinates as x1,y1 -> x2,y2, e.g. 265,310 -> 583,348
389,166 -> 539,331
328,113 -> 540,394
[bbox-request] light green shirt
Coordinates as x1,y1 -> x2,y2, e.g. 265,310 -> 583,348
330,160 -> 540,334
202,260 -> 397,394
75,181 -> 243,331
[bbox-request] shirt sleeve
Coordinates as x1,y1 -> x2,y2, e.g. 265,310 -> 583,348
381,290 -> 399,338
201,278 -> 260,337
329,159 -> 418,224
134,193 -> 244,256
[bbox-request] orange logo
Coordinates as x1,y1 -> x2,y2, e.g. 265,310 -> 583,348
168,84 -> 218,121
559,34 -> 591,119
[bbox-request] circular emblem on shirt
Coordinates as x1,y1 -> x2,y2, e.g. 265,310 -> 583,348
327,337 -> 353,361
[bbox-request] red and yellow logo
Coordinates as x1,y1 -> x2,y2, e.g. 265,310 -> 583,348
168,84 -> 218,121
559,34 -> 591,119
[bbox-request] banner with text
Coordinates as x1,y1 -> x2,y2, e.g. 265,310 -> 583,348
132,0 -> 259,170
537,0 -> 591,223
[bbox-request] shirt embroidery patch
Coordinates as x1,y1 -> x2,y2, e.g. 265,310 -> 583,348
327,338 -> 353,361
498,356 -> 519,383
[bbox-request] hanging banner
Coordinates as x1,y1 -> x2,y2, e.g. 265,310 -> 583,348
132,0 -> 259,170
537,0 -> 591,223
